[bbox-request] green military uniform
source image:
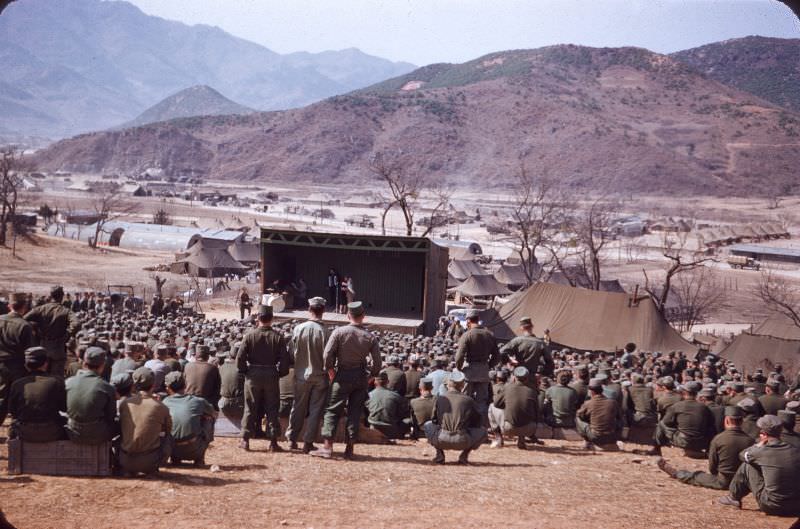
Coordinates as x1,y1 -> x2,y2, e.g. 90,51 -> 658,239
235,325 -> 290,441
8,371 -> 67,442
759,393 -> 788,416
500,333 -> 553,378
219,356 -> 244,425
677,427 -> 753,489
544,383 -> 578,428
24,301 -> 79,378
576,391 -> 622,444
162,392 -> 216,464
424,383 -> 487,455
366,384 -> 409,439
0,311 -> 33,424
287,317 -> 329,446
278,368 -> 294,418
729,436 -> 800,516
404,369 -> 422,400
455,325 -> 499,422
656,391 -> 681,420
492,379 -> 538,437
655,398 -> 715,451
410,394 -> 435,437
627,381 -> 657,420
320,319 -> 381,442
65,369 -> 117,444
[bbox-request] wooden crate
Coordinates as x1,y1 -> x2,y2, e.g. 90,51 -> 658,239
7,439 -> 112,476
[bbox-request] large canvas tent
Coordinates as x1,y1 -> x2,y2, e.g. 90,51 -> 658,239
720,314 -> 800,373
170,239 -> 247,277
448,259 -> 486,281
483,282 -> 694,352
494,264 -> 529,289
452,275 -> 512,298
720,333 -> 800,374
228,240 -> 260,265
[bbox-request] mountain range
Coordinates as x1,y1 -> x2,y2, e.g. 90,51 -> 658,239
0,0 -> 415,140
34,41 -> 800,196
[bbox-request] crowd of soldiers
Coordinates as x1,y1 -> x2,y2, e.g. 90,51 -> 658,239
1,286 -> 800,516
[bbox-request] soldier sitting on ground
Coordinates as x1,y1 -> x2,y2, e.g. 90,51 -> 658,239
488,366 -> 539,450
576,378 -> 622,450
365,371 -> 410,441
657,406 -> 753,489
162,371 -> 217,466
718,415 -> 800,516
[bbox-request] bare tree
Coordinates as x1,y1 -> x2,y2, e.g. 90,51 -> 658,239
566,198 -> 618,290
668,267 -> 727,332
89,191 -> 139,249
643,231 -> 716,316
0,147 -> 29,247
418,184 -> 453,238
756,270 -> 800,329
504,164 -> 563,286
368,150 -> 425,236
153,275 -> 167,297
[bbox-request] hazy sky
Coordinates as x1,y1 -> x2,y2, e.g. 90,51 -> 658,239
125,0 -> 799,65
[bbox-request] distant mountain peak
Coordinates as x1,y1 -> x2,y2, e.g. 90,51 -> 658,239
123,85 -> 254,128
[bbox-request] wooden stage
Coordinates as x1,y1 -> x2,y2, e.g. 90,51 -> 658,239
274,310 -> 424,335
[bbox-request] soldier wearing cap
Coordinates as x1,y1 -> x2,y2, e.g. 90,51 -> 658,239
162,371 -> 217,466
7,346 -> 66,442
658,406 -> 753,489
655,376 -> 681,420
759,380 -> 788,416
569,365 -> 590,404
312,301 -> 381,460
698,386 -> 724,435
544,369 -> 579,429
489,366 -> 539,449
24,285 -> 80,378
500,316 -> 553,381
118,367 -> 173,476
65,346 -> 117,444
623,372 -> 657,432
778,410 -> 800,449
719,415 -> 800,515
576,378 -> 622,449
0,292 -> 33,425
644,381 -> 715,456
455,309 -> 500,426
184,344 -> 221,410
236,304 -> 291,452
111,342 -> 143,378
365,371 -> 410,440
382,354 -> 407,397
423,370 -> 487,464
409,378 -> 435,439
737,398 -> 762,440
287,297 -> 330,453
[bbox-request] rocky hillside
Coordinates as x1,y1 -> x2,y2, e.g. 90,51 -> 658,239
0,0 -> 414,139
123,86 -> 253,128
672,36 -> 800,113
34,45 -> 800,196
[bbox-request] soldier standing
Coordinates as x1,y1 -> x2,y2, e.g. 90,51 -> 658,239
311,301 -> 381,460
455,309 -> 499,426
500,317 -> 554,379
0,293 -> 33,426
24,286 -> 79,378
236,305 -> 291,452
286,297 -> 330,453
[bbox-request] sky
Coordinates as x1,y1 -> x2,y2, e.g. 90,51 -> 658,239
125,0 -> 800,65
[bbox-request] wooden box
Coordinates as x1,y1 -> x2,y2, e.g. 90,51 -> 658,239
7,439 -> 111,476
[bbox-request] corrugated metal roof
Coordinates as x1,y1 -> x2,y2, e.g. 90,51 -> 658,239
730,244 -> 800,258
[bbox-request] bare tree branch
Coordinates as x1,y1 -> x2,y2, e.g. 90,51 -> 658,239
756,270 -> 800,329
90,191 -> 140,249
368,150 -> 425,236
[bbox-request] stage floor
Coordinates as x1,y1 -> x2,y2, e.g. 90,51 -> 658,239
274,309 -> 424,335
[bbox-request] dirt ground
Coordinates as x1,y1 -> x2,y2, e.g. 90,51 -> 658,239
0,429 -> 795,529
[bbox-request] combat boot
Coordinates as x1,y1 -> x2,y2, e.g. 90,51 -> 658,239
342,442 -> 354,460
433,449 -> 445,464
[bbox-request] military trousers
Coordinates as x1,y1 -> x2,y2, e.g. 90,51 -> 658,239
119,435 -> 172,475
675,470 -> 726,490
286,375 -> 329,444
321,368 -> 368,442
576,417 -> 618,444
654,422 -> 707,451
730,462 -> 800,516
423,421 -> 487,451
171,418 -> 214,463
464,381 -> 490,427
0,362 -> 26,426
241,367 -> 281,440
